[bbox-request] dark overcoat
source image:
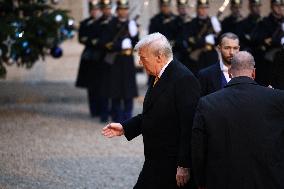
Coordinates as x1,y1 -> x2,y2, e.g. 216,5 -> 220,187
122,60 -> 201,189
192,76 -> 284,189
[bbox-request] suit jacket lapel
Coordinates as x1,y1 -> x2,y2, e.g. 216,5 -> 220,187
212,63 -> 222,90
143,77 -> 154,112
143,61 -> 175,114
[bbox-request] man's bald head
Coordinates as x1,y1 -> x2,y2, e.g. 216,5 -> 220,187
229,51 -> 256,79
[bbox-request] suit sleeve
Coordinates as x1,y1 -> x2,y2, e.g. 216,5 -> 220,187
175,74 -> 201,168
192,99 -> 207,188
122,114 -> 143,141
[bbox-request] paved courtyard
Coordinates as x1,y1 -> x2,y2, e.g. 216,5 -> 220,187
0,81 -> 147,189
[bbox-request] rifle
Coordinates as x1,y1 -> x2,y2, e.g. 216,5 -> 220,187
187,0 -> 229,61
105,5 -> 140,50
104,6 -> 140,64
263,23 -> 284,62
217,0 -> 230,19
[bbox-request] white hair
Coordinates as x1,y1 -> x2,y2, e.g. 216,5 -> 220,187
134,32 -> 173,60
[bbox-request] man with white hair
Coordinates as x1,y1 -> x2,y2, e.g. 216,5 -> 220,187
192,51 -> 284,189
102,33 -> 200,189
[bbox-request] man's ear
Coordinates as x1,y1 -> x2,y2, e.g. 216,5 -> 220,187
156,52 -> 163,64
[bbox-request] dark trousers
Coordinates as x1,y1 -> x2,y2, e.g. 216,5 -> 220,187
87,89 -> 109,121
111,98 -> 133,123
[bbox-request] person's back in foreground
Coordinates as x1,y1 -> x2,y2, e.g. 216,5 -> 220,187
192,51 -> 284,189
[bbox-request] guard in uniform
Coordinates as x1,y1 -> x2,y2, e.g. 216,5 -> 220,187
251,0 -> 284,86
75,0 -> 104,118
174,0 -> 192,65
175,0 -> 191,33
148,0 -> 178,46
221,0 -> 243,34
105,0 -> 139,123
147,0 -> 178,84
181,0 -> 220,75
237,0 -> 262,52
94,0 -> 115,122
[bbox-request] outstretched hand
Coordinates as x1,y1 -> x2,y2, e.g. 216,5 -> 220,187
101,123 -> 124,138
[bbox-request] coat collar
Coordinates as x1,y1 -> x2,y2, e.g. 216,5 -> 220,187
143,60 -> 176,114
224,76 -> 258,88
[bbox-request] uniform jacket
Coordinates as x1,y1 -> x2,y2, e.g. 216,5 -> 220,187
76,16 -> 110,89
250,13 -> 284,86
178,17 -> 216,75
182,17 -> 215,52
237,14 -> 262,52
149,13 -> 178,42
192,76 -> 284,189
251,13 -> 284,54
221,14 -> 243,34
103,17 -> 139,99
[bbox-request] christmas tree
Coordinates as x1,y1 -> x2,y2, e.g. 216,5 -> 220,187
0,0 -> 75,78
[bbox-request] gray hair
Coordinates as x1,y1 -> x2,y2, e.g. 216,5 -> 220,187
230,51 -> 255,75
134,32 -> 173,60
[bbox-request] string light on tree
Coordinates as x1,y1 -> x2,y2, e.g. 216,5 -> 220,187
3,36 -> 16,59
0,0 -> 75,78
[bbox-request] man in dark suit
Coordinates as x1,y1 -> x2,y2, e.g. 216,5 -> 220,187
198,32 -> 240,96
192,51 -> 284,189
102,33 -> 200,189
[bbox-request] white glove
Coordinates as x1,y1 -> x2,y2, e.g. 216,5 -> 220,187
121,38 -> 132,49
128,20 -> 138,37
211,16 -> 222,33
205,34 -> 215,45
281,36 -> 284,45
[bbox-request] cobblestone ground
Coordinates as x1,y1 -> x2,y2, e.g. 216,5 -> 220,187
0,82 -> 146,189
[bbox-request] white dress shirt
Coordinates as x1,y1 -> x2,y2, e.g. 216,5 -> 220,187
219,57 -> 231,83
158,58 -> 173,78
